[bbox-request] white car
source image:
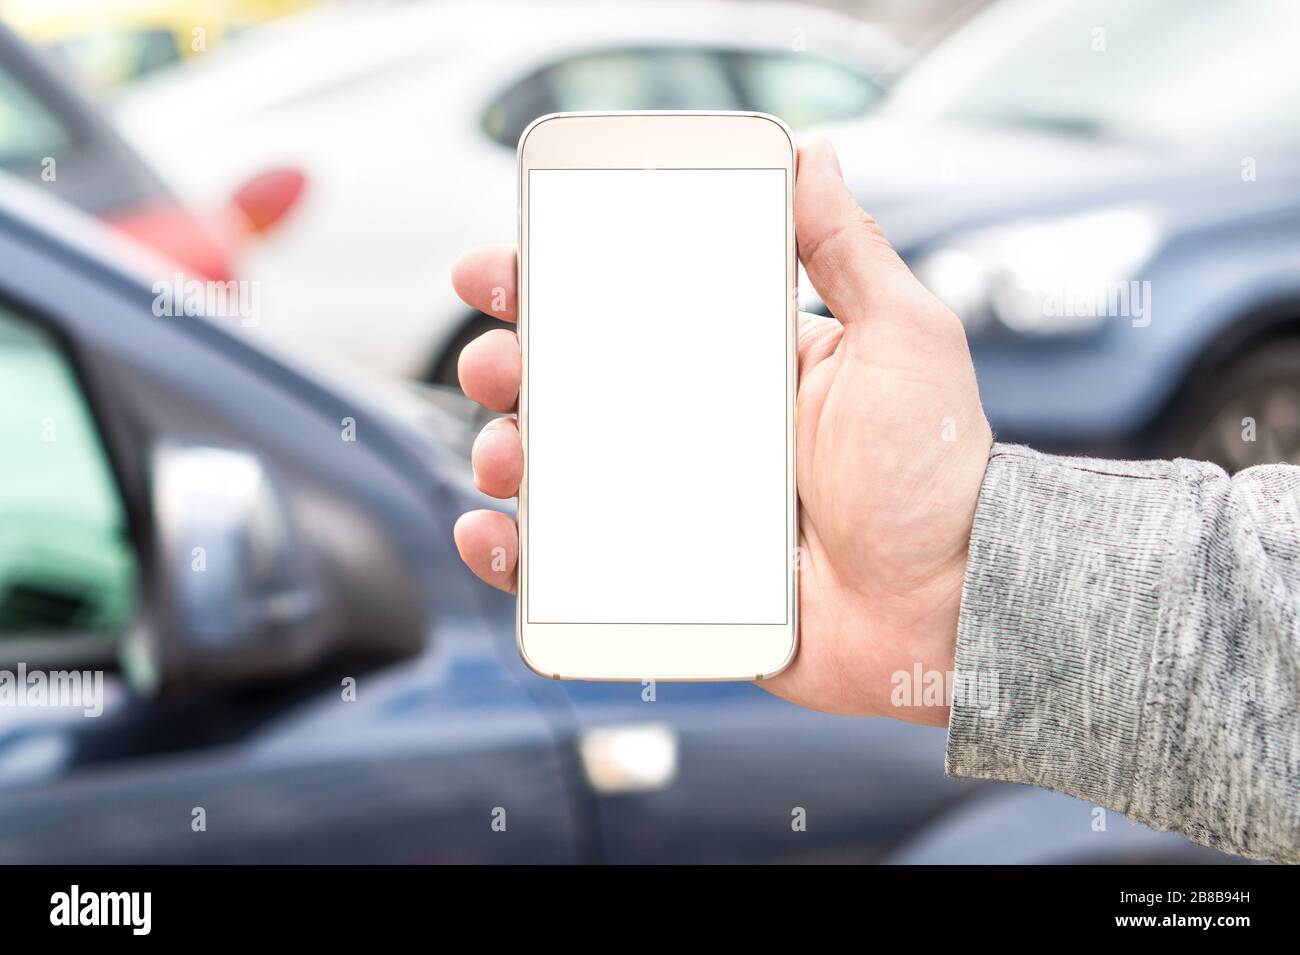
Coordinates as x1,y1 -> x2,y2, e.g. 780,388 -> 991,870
114,0 -> 903,382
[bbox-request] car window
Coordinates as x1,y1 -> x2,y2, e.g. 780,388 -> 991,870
483,48 -> 740,147
0,62 -> 72,172
729,51 -> 883,129
0,306 -> 136,640
53,28 -> 183,89
886,0 -> 1300,147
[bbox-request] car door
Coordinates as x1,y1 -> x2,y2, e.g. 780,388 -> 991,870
0,202 -> 589,863
554,677 -> 976,864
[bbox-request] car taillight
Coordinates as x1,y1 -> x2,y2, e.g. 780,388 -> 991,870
231,168 -> 307,235
104,201 -> 234,282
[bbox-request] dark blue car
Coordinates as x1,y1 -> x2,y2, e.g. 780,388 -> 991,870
822,0 -> 1300,472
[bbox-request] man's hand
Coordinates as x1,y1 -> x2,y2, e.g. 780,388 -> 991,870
451,137 -> 992,725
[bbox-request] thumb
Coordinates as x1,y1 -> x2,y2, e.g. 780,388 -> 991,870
796,136 -> 916,325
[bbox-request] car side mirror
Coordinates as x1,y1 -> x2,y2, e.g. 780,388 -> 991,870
121,444 -> 329,695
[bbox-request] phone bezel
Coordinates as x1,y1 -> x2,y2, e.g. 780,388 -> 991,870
516,111 -> 798,681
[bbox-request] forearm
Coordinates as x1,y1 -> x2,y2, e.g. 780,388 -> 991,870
946,443 -> 1300,863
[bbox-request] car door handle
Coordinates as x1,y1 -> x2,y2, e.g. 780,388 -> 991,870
578,722 -> 678,794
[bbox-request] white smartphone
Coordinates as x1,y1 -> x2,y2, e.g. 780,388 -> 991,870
516,111 -> 798,681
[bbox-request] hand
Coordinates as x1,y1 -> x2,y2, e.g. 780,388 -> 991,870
451,137 -> 992,725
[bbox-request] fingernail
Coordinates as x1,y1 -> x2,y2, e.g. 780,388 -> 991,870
472,419 -> 497,454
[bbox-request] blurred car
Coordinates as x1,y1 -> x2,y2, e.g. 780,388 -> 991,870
0,20 -> 305,280
818,0 -> 1300,471
3,0 -> 317,89
113,0 -> 905,383
0,172 -> 1235,863
0,20 -> 230,278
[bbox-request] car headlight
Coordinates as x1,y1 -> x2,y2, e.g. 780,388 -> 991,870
914,207 -> 1162,337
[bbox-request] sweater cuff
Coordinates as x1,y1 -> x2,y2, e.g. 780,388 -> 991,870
944,443 -> 1184,811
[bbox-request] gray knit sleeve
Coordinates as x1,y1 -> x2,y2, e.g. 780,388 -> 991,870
945,443 -> 1300,863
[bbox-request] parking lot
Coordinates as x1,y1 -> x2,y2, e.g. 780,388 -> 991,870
0,0 -> 1293,864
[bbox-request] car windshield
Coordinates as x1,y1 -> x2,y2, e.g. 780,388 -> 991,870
885,0 -> 1300,147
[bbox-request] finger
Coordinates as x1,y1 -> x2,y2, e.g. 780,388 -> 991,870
453,509 -> 518,593
797,309 -> 843,373
471,417 -> 523,499
451,246 -> 517,323
459,328 -> 521,412
795,136 -> 913,325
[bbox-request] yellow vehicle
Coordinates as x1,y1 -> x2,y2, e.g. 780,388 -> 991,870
0,0 -> 317,88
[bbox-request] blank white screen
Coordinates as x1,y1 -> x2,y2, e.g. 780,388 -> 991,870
527,168 -> 787,624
